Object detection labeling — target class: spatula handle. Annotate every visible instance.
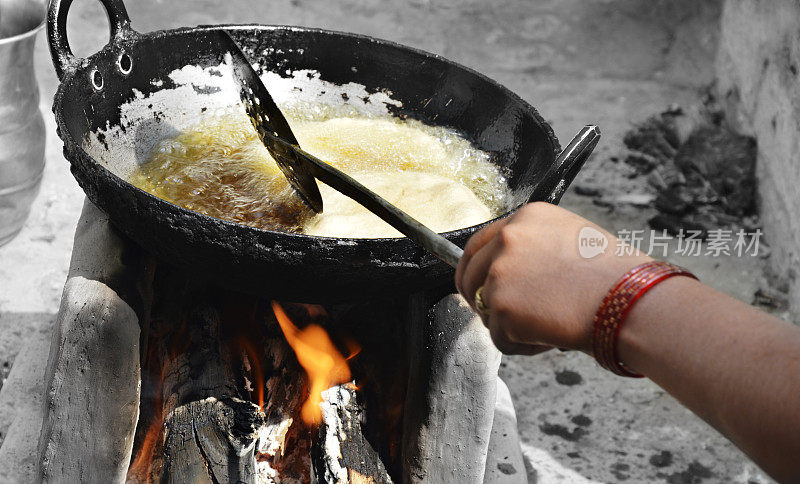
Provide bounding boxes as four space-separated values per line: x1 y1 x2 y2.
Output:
263 124 599 270
286 142 465 268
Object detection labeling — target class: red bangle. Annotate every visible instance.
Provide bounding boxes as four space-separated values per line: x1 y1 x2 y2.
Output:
592 261 697 377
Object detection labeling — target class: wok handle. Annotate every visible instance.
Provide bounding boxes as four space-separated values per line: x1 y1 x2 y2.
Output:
48 0 133 80
541 125 601 204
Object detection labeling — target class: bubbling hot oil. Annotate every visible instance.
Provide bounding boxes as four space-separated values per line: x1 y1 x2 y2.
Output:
129 106 511 237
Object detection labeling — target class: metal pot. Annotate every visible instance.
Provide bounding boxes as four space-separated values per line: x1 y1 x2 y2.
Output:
0 0 46 246
47 0 592 302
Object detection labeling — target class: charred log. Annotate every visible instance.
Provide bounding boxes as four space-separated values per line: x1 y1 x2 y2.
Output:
315 300 408 480
255 311 313 482
128 280 264 483
159 397 262 483
312 384 393 484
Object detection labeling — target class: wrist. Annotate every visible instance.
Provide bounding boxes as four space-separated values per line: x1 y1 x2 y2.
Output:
616 275 701 375
575 253 652 354
590 261 698 377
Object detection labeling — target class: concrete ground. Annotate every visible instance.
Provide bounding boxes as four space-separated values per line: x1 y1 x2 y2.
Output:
0 0 779 482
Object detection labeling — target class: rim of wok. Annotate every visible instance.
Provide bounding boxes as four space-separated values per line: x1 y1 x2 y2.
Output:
53 23 561 259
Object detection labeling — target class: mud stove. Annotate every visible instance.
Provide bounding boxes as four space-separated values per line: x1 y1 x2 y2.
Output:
36 202 526 483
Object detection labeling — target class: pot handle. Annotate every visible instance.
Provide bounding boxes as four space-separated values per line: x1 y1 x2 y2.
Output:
540 125 600 204
47 0 133 80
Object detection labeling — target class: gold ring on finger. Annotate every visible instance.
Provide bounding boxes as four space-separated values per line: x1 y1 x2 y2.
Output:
474 285 490 316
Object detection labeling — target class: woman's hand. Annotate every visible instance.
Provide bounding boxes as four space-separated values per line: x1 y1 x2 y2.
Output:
456 203 800 482
455 202 651 354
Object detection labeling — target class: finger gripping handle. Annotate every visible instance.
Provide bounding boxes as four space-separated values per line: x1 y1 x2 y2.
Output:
47 0 132 80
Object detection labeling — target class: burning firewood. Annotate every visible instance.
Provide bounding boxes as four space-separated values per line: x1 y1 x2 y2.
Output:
313 384 392 483
129 297 264 483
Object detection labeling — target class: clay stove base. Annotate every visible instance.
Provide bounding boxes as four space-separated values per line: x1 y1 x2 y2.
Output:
0 200 526 483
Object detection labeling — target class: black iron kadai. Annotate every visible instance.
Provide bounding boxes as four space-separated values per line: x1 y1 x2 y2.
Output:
47 0 598 302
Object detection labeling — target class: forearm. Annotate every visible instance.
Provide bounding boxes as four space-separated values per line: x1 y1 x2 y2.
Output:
617 277 800 482
455 203 800 479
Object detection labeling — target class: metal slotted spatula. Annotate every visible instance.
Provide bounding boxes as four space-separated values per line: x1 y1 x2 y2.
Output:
223 32 323 212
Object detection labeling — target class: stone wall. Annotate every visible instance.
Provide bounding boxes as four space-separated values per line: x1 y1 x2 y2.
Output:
716 0 800 318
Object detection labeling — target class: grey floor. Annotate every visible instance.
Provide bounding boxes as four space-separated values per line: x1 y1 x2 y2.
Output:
0 0 778 482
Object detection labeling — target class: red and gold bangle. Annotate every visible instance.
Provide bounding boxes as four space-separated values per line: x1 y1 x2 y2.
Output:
592 261 697 377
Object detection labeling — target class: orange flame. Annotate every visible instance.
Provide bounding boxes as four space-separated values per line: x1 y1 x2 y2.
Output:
271 301 355 425
128 412 162 480
128 345 166 481
237 338 265 409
